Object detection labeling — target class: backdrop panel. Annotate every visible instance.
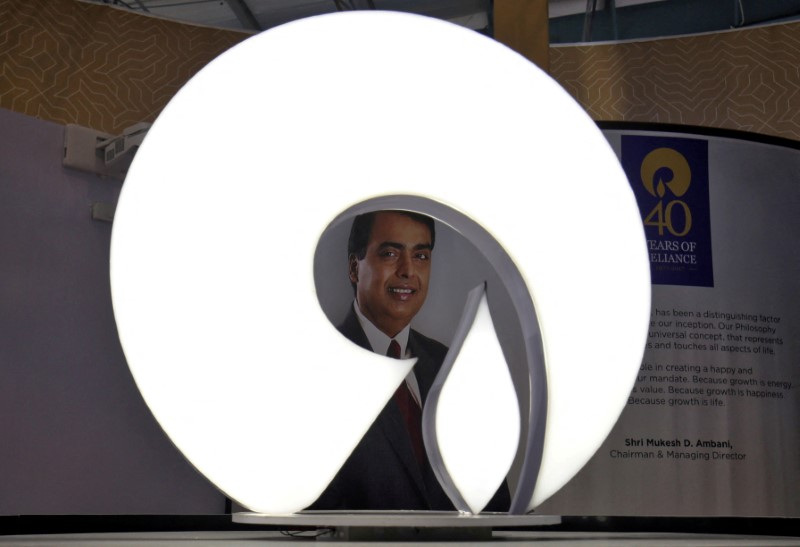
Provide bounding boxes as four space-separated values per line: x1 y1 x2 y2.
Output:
537 127 800 517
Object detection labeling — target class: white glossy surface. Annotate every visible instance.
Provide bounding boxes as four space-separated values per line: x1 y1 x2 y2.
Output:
111 11 650 514
435 295 520 514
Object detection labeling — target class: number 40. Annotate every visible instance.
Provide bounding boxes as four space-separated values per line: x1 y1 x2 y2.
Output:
643 200 692 236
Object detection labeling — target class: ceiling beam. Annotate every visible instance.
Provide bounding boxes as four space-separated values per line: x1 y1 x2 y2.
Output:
226 0 262 31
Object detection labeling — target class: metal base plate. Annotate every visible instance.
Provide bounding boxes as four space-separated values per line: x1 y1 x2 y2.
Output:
233 512 561 541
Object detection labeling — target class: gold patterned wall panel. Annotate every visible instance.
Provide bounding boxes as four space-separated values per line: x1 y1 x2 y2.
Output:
2 0 799 141
1 0 248 134
550 23 800 142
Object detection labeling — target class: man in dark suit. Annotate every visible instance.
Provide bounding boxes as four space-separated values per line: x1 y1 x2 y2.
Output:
310 210 509 511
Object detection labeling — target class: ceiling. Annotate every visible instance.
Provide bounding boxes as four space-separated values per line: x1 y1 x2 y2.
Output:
86 0 665 34
85 0 800 42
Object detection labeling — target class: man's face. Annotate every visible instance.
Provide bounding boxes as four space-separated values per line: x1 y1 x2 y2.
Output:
350 212 433 338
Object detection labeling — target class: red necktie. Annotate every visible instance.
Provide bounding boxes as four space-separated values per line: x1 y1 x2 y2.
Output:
387 340 426 467
387 339 402 359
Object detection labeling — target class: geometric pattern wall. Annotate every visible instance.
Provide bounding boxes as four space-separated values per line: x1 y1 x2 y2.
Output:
550 21 800 142
0 0 247 135
2 0 799 142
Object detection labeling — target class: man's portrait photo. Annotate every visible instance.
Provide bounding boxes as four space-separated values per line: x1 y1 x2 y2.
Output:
311 209 513 511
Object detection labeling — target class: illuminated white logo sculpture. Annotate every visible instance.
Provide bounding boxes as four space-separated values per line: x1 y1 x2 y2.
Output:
110 12 650 515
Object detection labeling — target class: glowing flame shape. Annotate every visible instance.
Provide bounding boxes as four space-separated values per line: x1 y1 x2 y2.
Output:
424 285 521 514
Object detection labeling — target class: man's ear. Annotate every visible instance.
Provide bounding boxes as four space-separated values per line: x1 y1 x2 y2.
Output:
348 254 359 284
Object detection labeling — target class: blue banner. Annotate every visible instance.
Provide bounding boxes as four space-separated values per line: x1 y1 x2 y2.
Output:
622 136 713 287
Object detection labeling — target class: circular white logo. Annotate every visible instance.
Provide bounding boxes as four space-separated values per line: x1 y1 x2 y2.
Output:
111 12 650 515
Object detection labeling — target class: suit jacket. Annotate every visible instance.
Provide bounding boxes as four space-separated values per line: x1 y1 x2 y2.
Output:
309 309 510 512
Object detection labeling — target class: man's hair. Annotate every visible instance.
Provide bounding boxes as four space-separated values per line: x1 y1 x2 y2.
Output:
347 211 436 261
